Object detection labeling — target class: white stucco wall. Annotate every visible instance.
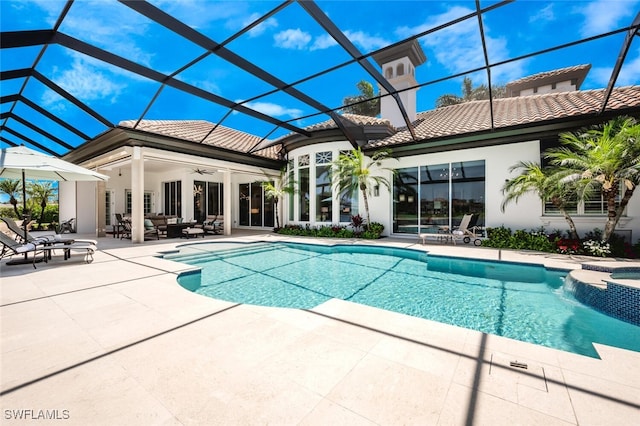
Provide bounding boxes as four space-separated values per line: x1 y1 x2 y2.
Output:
58 181 77 227
287 140 543 237
73 181 97 234
79 140 640 243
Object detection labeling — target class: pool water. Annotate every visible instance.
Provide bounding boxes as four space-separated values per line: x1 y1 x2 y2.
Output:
171 242 640 358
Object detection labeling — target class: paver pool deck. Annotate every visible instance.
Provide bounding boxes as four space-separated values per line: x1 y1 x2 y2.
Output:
1 230 639 425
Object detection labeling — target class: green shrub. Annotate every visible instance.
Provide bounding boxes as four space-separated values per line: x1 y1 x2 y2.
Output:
482 226 556 253
0 207 18 219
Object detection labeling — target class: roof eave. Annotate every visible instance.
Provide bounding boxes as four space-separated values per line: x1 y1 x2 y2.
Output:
63 127 284 169
369 108 639 157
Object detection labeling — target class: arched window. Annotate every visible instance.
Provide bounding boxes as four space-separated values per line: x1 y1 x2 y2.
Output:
385 67 393 79
396 63 405 76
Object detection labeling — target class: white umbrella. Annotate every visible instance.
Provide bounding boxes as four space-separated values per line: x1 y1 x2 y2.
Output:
0 145 109 182
0 145 109 244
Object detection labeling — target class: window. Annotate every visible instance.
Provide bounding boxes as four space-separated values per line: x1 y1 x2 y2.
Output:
338 150 358 222
105 190 112 226
288 161 294 221
385 67 393 79
551 82 557 89
163 181 181 216
396 63 404 76
238 182 273 227
194 180 205 223
393 161 486 234
194 181 224 223
299 155 310 221
125 190 153 215
315 151 332 222
207 182 224 217
543 188 621 216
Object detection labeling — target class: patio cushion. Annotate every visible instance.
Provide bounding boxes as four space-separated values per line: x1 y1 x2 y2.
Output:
15 243 37 253
144 219 155 230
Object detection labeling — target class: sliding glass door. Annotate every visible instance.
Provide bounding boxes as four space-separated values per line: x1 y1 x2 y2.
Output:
393 161 485 234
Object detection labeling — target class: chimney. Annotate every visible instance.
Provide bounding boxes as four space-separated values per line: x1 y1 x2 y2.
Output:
372 39 427 128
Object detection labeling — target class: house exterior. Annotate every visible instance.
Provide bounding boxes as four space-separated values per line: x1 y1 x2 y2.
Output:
63 41 640 244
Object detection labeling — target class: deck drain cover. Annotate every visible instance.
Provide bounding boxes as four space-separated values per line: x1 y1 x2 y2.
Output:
489 354 547 393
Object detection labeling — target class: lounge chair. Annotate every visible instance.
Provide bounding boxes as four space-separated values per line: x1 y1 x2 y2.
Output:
0 217 96 247
0 232 96 268
451 214 483 246
419 226 456 245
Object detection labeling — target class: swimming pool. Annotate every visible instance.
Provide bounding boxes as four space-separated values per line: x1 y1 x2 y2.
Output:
170 242 640 358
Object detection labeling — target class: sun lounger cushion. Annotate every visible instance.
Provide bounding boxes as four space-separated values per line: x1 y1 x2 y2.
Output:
15 243 37 253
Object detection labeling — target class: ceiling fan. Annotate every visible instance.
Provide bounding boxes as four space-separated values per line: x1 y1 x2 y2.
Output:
192 168 215 175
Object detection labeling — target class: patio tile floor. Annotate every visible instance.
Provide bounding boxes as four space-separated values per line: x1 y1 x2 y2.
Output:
1 230 639 425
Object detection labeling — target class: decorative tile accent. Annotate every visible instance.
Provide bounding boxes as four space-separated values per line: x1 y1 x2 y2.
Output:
566 273 640 326
315 151 332 164
298 154 309 167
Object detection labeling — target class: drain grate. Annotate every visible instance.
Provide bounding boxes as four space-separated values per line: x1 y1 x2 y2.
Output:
489 354 548 393
510 361 528 369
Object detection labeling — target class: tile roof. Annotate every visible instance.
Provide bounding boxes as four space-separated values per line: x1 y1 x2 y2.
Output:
302 113 393 131
506 64 591 89
118 86 640 157
118 119 279 159
370 86 640 148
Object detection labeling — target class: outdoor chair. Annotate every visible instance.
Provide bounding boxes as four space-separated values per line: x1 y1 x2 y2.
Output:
418 226 456 245
0 232 96 268
201 216 223 235
58 218 75 233
143 219 160 240
0 217 96 247
119 217 132 239
451 214 483 246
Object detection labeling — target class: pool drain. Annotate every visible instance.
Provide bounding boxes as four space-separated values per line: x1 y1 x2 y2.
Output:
509 360 528 369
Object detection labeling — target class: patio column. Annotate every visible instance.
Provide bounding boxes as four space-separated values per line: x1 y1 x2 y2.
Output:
131 146 145 243
223 169 231 235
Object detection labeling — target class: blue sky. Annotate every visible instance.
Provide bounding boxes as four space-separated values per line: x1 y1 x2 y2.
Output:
1 0 639 175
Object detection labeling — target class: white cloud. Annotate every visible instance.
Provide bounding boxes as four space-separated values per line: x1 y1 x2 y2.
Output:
395 5 524 84
278 28 389 52
242 13 278 38
42 56 126 107
343 30 390 51
26 0 66 25
59 1 154 67
274 29 312 50
590 47 640 86
396 6 479 70
529 4 555 24
310 34 337 51
575 0 640 37
243 101 303 118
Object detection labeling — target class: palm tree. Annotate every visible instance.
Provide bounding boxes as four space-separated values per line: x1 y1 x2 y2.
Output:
341 80 380 117
545 116 640 242
262 167 296 229
331 147 395 226
501 161 579 240
27 181 58 225
436 76 506 108
0 178 22 217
